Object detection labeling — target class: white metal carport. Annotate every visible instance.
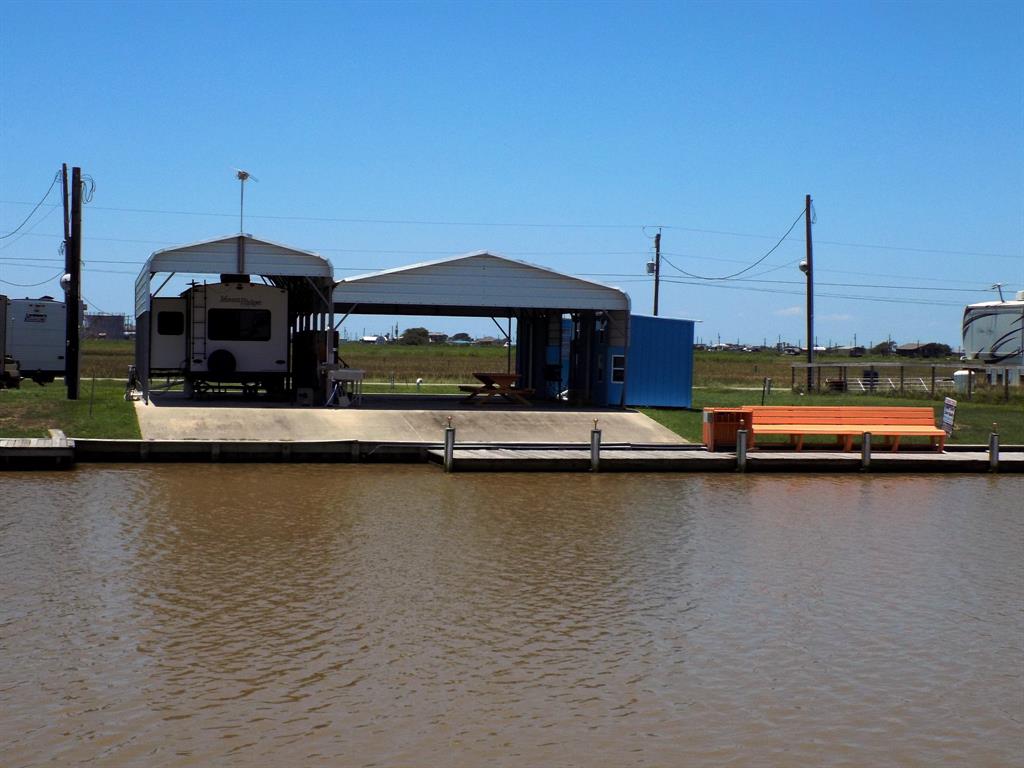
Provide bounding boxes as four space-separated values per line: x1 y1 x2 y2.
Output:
134 234 335 400
333 252 631 404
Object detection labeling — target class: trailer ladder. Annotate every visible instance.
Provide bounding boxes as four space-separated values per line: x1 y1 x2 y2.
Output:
190 283 207 364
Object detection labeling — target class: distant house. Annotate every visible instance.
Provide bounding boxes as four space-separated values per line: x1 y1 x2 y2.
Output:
836 345 866 357
896 342 951 358
428 332 449 344
84 313 126 340
361 335 387 344
474 336 500 346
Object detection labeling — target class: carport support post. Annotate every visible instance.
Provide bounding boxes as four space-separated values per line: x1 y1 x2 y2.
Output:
861 432 871 471
590 419 601 472
989 423 999 472
444 416 456 473
736 419 748 472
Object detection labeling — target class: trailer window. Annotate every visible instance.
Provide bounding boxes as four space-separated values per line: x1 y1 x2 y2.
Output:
156 311 184 336
208 309 272 341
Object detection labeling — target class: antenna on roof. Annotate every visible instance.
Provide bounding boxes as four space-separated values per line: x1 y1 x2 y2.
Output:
233 168 259 233
991 283 1005 302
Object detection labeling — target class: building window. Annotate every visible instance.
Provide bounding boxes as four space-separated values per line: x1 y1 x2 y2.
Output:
156 311 184 336
611 354 626 383
208 309 272 341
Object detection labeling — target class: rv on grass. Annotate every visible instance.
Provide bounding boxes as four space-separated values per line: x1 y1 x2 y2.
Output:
3 296 78 384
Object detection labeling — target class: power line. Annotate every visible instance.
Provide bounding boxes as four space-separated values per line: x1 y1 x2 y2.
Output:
0 270 64 287
1 198 1019 259
0 173 60 239
658 276 964 307
660 210 805 280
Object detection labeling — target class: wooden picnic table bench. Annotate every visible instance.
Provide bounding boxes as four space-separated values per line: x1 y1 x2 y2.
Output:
460 372 535 406
739 405 946 452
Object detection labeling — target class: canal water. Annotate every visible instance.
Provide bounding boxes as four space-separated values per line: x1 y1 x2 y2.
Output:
2 467 1021 766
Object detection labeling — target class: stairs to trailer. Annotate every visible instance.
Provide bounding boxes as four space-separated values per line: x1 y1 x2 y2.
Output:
189 283 207 366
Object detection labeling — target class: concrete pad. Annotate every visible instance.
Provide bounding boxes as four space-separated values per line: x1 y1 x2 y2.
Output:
134 397 687 444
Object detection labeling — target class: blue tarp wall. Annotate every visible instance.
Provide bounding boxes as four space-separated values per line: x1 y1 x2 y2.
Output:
625 314 694 408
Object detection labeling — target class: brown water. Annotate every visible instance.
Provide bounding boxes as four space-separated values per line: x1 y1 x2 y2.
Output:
1 467 1021 767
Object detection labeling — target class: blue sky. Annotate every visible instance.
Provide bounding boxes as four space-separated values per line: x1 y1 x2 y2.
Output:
1 0 1021 346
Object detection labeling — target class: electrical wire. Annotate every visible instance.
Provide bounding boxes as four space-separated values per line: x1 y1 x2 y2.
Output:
1 198 1018 259
0 204 61 251
660 210 805 280
0 270 63 287
0 172 60 239
657 276 964 307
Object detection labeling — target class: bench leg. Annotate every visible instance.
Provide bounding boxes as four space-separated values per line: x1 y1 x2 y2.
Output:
890 436 901 452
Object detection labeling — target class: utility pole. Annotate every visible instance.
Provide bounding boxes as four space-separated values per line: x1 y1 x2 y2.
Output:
65 166 82 399
653 229 662 316
801 194 814 391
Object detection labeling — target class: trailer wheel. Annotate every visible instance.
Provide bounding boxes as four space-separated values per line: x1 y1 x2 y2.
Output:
207 349 237 376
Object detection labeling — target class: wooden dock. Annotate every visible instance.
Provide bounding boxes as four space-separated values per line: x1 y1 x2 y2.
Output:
0 430 75 469
2 433 1021 473
427 445 1024 473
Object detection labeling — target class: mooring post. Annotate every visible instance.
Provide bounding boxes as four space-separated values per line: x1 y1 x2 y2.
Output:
989 422 999 473
590 418 601 472
444 416 456 473
861 432 872 471
736 419 748 472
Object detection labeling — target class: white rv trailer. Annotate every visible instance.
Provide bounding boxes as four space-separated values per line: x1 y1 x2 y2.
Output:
150 280 289 394
135 235 336 401
3 296 76 383
962 291 1024 366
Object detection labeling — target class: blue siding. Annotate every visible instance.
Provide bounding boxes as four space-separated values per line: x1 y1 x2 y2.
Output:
625 315 694 408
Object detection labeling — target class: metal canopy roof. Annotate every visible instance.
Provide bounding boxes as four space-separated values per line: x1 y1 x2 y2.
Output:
332 251 630 316
135 234 333 316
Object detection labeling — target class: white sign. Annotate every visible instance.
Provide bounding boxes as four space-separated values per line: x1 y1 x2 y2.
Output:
942 397 957 436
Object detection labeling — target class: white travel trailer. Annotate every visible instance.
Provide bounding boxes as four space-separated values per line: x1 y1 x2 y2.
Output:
135 235 336 401
150 279 290 394
962 292 1024 365
962 291 1024 387
3 296 76 383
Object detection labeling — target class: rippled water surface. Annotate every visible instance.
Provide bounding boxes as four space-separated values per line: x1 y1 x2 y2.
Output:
1 467 1021 766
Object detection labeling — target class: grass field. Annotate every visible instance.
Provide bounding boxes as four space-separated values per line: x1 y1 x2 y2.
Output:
3 340 1020 443
0 379 141 439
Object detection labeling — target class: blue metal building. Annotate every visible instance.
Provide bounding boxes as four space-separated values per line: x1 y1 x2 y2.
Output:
623 314 695 408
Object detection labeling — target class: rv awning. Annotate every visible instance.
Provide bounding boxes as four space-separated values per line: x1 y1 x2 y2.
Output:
332 251 630 317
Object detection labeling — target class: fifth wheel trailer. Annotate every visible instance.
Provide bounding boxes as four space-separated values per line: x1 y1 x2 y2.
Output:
149 280 290 395
962 293 1024 365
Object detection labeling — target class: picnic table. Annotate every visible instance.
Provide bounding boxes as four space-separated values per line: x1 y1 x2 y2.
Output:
459 372 534 406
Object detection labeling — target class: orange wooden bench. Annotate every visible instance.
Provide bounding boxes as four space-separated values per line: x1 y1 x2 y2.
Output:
742 406 946 452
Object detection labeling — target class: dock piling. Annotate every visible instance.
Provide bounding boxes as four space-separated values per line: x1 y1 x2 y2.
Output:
861 432 872 471
736 420 748 472
989 423 999 472
590 419 601 472
444 417 456 473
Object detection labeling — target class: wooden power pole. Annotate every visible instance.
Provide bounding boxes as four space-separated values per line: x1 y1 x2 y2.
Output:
65 166 82 399
803 194 814 391
653 230 662 316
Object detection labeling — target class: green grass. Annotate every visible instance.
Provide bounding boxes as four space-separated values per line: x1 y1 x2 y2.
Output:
338 342 512 383
82 338 135 378
0 378 141 438
639 387 1024 445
